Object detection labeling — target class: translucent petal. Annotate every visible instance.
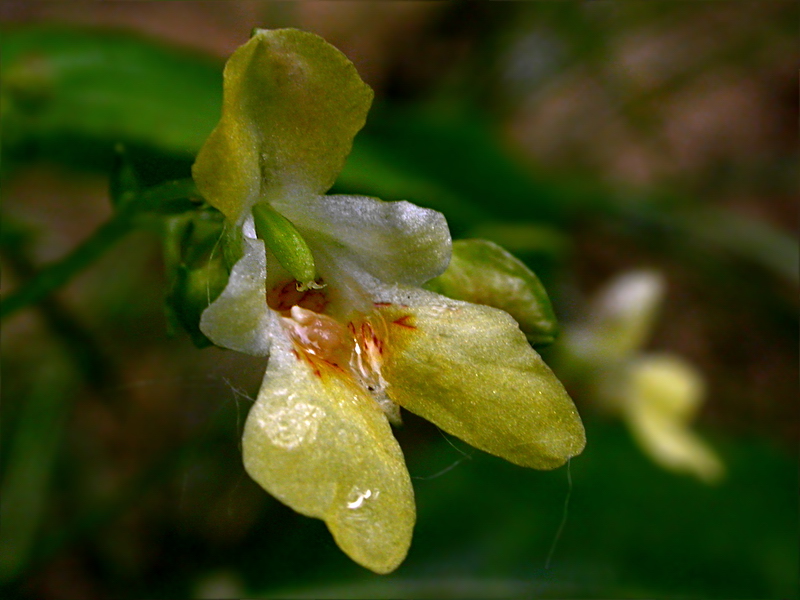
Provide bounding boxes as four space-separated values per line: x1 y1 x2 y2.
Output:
425 239 558 345
199 235 271 356
588 270 665 360
275 194 451 291
242 314 415 574
376 287 585 469
192 29 373 221
624 354 724 483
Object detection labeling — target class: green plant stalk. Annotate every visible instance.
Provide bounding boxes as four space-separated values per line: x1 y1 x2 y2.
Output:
1 178 199 320
0 227 122 391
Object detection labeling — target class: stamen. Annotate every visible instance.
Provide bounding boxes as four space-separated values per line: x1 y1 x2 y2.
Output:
273 287 401 423
296 280 327 292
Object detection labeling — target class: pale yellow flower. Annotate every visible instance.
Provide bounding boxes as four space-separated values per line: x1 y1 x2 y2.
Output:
193 28 585 573
566 270 723 484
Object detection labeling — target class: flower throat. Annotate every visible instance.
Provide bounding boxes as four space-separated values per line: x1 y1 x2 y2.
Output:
267 280 400 423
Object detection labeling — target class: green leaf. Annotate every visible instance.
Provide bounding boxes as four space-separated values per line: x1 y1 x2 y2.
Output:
1 26 223 164
108 144 142 208
425 239 559 345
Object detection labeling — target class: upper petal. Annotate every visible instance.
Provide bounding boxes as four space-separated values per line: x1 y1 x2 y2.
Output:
192 29 373 222
242 312 415 574
199 234 271 356
375 287 585 469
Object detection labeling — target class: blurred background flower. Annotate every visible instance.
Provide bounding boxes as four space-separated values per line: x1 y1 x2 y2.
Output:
1 2 797 599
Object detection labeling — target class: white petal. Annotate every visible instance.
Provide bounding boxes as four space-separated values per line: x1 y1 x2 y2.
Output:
275 194 451 289
199 236 271 356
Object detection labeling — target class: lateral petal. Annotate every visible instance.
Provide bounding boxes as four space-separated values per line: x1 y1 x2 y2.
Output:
199 235 271 356
276 194 451 291
623 354 724 483
192 29 373 222
376 287 585 469
242 314 415 574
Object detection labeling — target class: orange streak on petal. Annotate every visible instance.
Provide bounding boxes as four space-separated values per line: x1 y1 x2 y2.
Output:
392 315 416 329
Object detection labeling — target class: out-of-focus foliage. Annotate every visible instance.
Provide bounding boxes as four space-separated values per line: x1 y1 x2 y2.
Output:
1 3 797 599
1 26 221 165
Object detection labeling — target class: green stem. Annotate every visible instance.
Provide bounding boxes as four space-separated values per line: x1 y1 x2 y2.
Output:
0 223 123 391
1 178 199 320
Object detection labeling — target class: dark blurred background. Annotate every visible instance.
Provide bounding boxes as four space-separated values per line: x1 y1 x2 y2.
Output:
1 2 797 599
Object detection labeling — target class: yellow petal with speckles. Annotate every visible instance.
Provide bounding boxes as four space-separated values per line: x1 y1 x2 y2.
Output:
193 29 373 222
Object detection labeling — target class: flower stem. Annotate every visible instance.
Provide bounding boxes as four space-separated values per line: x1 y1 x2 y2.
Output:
1 178 200 320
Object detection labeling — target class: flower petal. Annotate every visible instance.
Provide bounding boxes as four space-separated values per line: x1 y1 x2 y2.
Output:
242 314 415 574
276 194 451 292
587 270 665 361
623 354 724 483
192 29 373 222
199 235 271 356
376 287 585 469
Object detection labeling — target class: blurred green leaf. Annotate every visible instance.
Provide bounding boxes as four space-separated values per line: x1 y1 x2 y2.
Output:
0 358 75 583
108 144 142 208
1 25 222 172
679 206 799 286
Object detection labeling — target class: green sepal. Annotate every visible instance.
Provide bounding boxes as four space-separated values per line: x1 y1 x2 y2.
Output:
425 239 558 345
252 202 318 289
220 221 245 273
163 210 228 347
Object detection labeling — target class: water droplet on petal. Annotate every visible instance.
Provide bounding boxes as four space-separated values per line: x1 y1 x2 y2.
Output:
259 401 325 449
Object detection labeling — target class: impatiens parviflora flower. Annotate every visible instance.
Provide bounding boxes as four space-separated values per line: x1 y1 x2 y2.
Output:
563 270 724 484
192 28 585 574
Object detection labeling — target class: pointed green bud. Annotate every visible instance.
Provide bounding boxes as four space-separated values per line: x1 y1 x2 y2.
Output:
252 202 320 290
425 239 558 345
